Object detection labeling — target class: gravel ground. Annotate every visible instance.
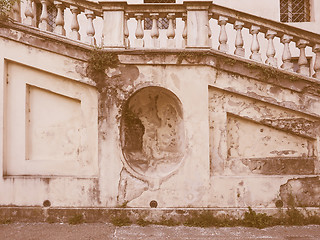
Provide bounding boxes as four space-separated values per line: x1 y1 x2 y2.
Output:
1 223 320 240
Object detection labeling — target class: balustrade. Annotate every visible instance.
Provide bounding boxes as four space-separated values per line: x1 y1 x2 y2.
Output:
70 6 80 40
297 39 310 76
234 21 244 57
250 25 262 62
8 1 320 80
134 13 144 48
12 0 21 22
85 10 96 45
281 34 293 71
265 30 277 67
23 0 34 26
38 0 49 31
150 13 160 48
218 16 228 53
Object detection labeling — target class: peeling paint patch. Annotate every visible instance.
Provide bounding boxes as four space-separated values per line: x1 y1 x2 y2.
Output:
261 118 318 139
241 157 315 175
280 177 320 207
117 169 148 204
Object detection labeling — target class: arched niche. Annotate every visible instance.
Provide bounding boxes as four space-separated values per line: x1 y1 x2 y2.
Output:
121 86 185 181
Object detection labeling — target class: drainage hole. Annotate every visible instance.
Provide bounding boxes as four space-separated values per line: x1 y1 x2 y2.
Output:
150 200 158 208
43 200 51 207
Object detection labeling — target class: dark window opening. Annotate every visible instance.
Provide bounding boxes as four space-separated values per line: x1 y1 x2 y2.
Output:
280 0 310 22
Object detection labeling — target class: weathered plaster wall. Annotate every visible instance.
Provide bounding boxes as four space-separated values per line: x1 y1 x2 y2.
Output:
0 35 100 207
1 27 320 209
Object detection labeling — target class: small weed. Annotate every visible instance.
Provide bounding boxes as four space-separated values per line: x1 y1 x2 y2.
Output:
0 219 13 224
285 208 305 225
305 213 320 225
68 214 84 225
184 212 237 228
136 217 151 226
156 217 179 226
184 212 216 227
242 207 276 228
111 214 132 227
46 216 56 224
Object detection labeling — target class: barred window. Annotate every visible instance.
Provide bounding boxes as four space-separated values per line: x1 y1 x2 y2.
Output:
143 0 176 30
144 17 174 30
36 2 57 31
280 0 310 22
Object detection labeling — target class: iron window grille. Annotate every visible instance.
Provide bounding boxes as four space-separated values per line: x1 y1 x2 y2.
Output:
280 0 310 22
144 0 176 29
36 2 58 32
144 17 176 30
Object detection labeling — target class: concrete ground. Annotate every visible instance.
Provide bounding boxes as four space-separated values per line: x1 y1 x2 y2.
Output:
1 223 320 240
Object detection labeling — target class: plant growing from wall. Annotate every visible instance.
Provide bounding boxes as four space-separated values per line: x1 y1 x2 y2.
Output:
0 0 18 21
86 47 119 91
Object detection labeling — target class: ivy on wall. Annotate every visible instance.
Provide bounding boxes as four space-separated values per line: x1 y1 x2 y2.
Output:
86 47 119 90
0 0 18 21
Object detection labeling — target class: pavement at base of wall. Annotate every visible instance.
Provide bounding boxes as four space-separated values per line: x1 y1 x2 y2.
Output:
1 223 320 240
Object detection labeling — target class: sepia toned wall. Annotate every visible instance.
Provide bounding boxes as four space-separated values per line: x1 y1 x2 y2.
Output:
1 21 320 210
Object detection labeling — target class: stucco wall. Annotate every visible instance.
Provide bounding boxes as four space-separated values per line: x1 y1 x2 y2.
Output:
1 26 320 209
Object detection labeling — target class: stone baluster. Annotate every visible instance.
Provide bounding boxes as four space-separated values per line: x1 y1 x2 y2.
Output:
39 0 49 31
218 16 228 52
297 39 310 76
182 13 187 48
313 44 320 79
12 0 21 22
265 30 277 67
234 21 245 57
135 13 144 48
167 13 176 48
24 0 34 26
249 25 262 62
150 13 159 48
70 6 80 40
54 1 65 36
281 34 293 71
85 9 96 45
208 13 212 48
124 13 130 48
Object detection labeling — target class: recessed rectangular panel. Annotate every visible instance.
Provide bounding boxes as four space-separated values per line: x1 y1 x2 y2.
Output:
4 61 98 176
227 115 310 159
26 85 81 161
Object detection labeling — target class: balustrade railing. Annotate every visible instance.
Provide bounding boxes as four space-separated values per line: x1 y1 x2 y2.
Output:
209 4 320 79
14 0 103 45
7 0 320 80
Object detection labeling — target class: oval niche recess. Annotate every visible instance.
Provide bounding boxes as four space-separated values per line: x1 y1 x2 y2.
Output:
121 86 185 181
